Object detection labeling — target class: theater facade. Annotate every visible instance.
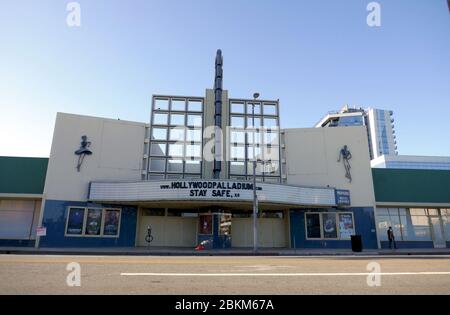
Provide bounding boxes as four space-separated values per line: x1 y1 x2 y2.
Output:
2 52 447 251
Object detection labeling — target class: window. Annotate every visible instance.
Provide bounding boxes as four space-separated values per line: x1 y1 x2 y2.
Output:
376 208 433 242
84 208 102 236
230 145 245 160
149 158 166 172
247 131 262 145
187 114 202 127
186 144 202 158
171 99 186 111
247 117 261 128
262 146 280 162
230 161 245 175
247 146 262 161
263 118 278 128
168 143 184 157
305 212 355 240
66 208 85 235
170 114 185 126
230 116 245 128
167 159 183 173
152 128 167 141
263 103 277 115
153 113 168 125
186 129 202 142
247 103 261 115
185 160 201 173
263 132 279 146
154 99 169 110
306 213 321 239
247 162 264 175
188 100 202 112
150 143 166 156
231 102 245 114
230 130 246 144
264 161 280 175
169 128 185 141
65 207 121 237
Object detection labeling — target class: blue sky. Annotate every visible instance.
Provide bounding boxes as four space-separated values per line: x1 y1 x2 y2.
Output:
0 0 449 157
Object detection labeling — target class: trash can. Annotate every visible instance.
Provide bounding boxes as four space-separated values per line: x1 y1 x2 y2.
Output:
351 235 363 252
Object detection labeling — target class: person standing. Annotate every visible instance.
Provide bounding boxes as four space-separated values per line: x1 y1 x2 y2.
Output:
387 227 397 249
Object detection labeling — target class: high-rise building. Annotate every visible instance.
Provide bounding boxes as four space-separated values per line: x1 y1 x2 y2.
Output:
315 105 398 159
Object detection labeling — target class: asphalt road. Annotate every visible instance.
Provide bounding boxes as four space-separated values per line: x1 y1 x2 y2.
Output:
0 254 450 294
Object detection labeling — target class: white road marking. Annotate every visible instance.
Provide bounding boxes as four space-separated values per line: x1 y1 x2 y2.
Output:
121 271 450 277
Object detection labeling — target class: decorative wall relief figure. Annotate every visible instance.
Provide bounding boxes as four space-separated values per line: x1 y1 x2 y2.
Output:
338 145 352 183
74 135 92 172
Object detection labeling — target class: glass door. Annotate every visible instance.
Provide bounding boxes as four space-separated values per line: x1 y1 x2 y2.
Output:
430 216 446 248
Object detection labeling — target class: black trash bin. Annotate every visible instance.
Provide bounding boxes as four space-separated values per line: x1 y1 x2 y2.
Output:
351 235 363 252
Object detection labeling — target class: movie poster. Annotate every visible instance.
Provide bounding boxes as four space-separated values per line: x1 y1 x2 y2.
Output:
103 209 121 236
199 215 212 235
322 213 338 239
339 213 355 240
85 209 102 236
66 208 85 235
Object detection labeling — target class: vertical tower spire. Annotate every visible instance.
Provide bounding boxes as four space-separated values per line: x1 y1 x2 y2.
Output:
213 50 223 179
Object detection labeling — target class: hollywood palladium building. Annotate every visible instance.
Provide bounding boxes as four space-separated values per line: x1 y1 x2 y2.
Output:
1 51 450 250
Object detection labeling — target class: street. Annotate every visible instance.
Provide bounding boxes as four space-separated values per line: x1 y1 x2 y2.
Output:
0 254 450 294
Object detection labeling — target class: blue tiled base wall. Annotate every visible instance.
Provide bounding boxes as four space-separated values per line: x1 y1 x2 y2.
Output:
0 239 36 247
380 241 434 249
39 200 137 248
290 207 378 250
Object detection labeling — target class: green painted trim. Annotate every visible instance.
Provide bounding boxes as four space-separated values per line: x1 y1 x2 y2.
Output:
0 157 48 194
372 168 450 204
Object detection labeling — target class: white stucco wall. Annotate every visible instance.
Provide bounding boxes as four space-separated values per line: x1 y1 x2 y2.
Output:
283 126 376 208
43 113 147 201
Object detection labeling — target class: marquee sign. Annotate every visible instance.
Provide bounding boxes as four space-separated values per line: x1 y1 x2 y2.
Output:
88 180 341 207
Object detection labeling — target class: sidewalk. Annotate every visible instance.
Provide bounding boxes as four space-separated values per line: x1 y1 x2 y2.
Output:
1 246 450 256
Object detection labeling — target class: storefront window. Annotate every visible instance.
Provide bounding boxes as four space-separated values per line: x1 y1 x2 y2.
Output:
306 212 355 240
103 209 121 236
322 213 338 239
306 213 321 239
84 208 102 236
66 208 85 235
199 215 213 235
66 208 121 237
